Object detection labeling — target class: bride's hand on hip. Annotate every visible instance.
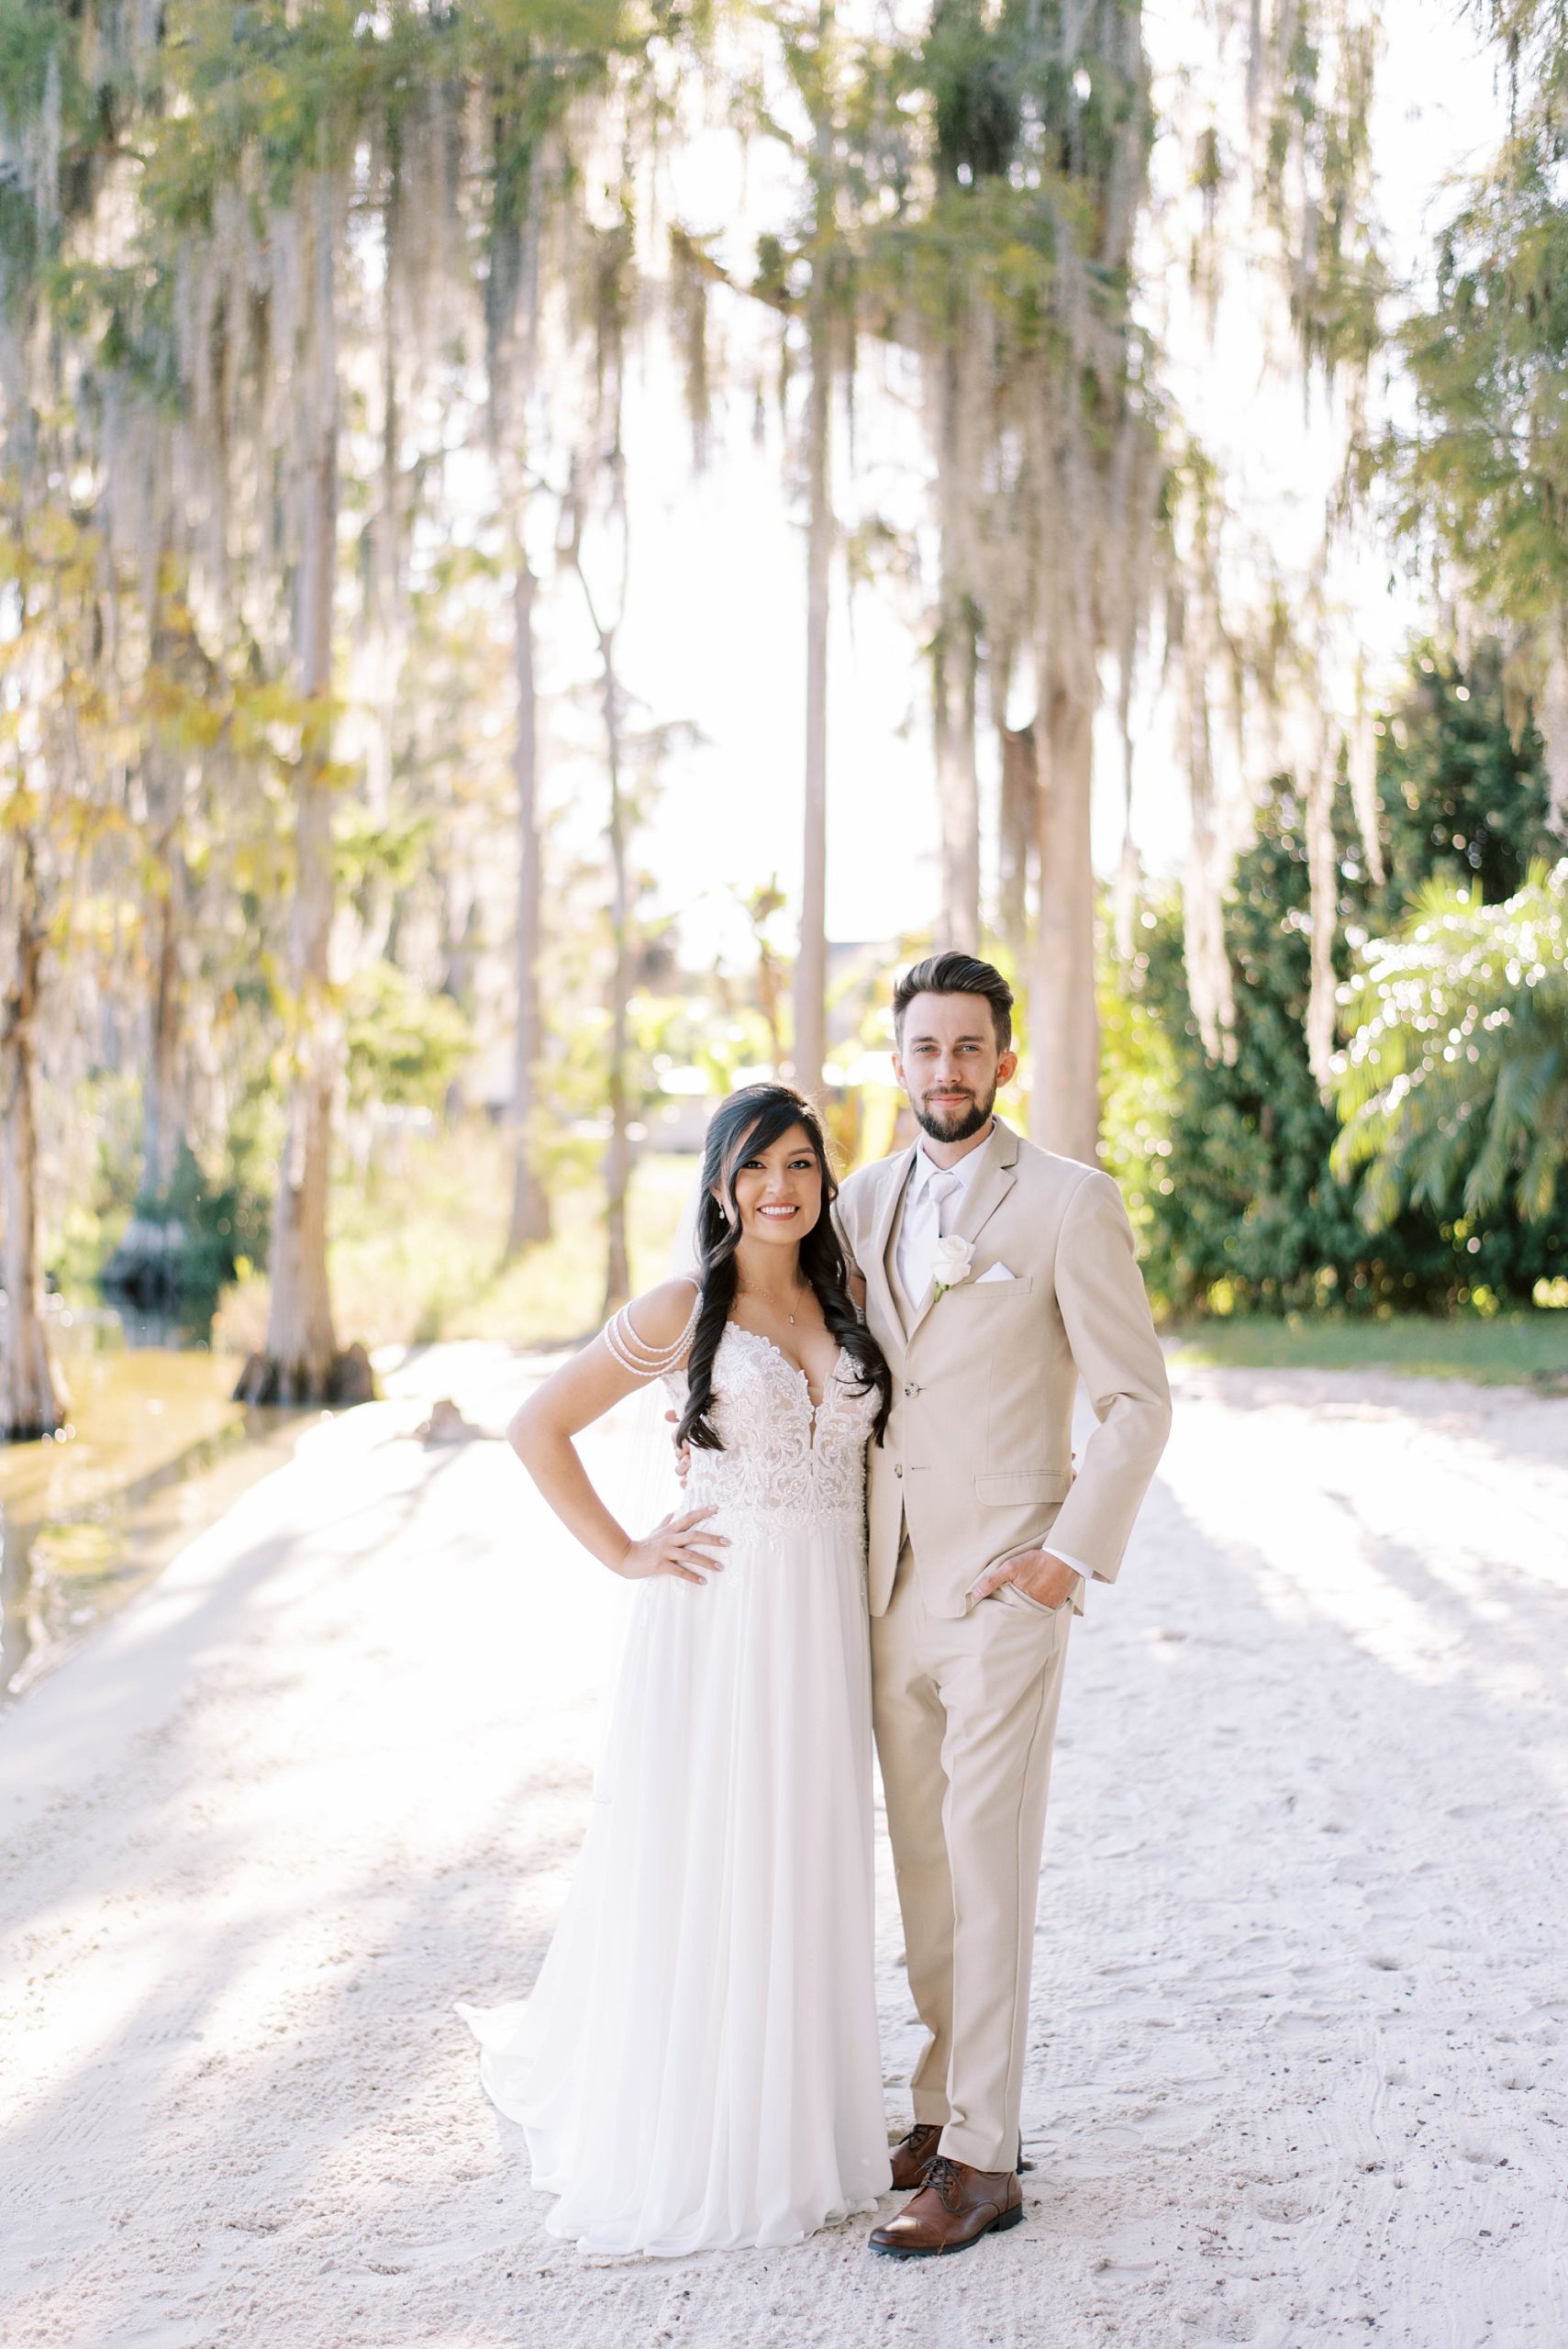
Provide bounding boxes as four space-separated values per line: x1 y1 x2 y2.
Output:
620 1508 728 1586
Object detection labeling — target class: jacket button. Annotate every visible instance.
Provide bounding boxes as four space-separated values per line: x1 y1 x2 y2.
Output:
904 1382 918 1397
894 1464 903 1478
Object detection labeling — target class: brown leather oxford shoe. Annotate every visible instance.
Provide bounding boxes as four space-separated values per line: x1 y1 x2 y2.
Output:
888 2121 943 2192
887 2125 1032 2192
868 2155 1024 2257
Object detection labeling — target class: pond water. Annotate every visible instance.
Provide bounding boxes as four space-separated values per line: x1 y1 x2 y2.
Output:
0 1312 313 1707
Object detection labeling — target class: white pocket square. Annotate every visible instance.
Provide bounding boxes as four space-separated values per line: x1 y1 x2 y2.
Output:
975 1262 1017 1284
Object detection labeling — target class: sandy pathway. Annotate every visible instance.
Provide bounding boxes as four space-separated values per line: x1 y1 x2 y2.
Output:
3 1352 1566 2349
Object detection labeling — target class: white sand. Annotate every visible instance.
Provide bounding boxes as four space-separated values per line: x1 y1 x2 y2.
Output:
3 1349 1566 2349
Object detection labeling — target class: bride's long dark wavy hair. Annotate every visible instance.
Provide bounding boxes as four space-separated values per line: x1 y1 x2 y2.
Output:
675 1083 891 1453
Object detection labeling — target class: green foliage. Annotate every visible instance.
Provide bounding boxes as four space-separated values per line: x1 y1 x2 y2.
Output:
88 1142 273 1326
1097 918 1179 1256
1333 862 1568 1227
1387 0 1568 607
1376 647 1554 903
148 0 624 231
865 0 1150 352
1107 641 1568 1316
1106 824 1399 1318
317 1126 692 1352
343 962 474 1113
1261 4 1383 375
145 1145 272 1308
1396 140 1568 628
926 0 1021 186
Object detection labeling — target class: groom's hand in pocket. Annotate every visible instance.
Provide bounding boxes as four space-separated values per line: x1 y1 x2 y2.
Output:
966 1546 1081 1611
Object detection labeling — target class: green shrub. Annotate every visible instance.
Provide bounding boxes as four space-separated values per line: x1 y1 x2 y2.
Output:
1104 641 1568 1316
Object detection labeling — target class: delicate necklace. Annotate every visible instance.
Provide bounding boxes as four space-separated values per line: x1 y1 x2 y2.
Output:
739 1277 809 1328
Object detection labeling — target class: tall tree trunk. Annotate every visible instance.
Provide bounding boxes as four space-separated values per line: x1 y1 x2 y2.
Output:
1346 661 1386 890
139 857 184 1200
239 171 347 1405
506 556 551 1253
998 719 1035 974
794 61 833 1102
1175 563 1238 1062
139 607 186 1205
1111 596 1142 970
935 600 981 952
1538 622 1568 841
573 508 634 1316
1 834 67 1442
259 767 340 1398
934 328 980 954
1029 678 1099 1164
597 611 632 1317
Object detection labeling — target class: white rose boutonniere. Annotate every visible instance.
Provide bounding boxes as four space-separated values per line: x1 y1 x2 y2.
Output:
932 1234 975 1299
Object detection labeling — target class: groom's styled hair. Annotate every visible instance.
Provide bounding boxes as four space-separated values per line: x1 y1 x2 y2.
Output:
893 951 1014 1051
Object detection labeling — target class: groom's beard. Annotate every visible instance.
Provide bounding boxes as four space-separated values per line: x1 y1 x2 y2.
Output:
912 1080 997 1145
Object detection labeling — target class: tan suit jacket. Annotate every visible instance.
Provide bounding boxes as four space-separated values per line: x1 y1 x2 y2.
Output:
835 1119 1172 1619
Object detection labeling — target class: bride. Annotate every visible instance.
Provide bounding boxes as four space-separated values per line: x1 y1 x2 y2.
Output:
457 1082 895 2255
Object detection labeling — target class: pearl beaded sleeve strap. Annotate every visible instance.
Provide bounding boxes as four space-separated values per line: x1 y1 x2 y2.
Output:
602 1281 701 1379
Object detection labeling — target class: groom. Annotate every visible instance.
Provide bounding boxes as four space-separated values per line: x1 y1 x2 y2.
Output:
834 951 1171 2259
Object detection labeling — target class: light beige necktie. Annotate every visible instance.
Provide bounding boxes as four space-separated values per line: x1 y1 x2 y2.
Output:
929 1171 962 1237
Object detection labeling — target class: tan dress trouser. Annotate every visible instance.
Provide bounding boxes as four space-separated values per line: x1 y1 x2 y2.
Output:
872 1542 1072 2172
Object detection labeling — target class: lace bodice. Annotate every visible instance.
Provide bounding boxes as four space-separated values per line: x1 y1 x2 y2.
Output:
662 1324 877 1522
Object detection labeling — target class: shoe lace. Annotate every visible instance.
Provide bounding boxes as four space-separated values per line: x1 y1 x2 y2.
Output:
923 2155 962 2203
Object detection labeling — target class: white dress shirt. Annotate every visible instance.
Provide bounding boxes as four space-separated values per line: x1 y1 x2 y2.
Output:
895 1131 990 1305
895 1130 1092 1608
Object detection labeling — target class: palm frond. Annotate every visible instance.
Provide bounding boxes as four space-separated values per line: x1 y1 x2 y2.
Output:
1332 858 1568 1228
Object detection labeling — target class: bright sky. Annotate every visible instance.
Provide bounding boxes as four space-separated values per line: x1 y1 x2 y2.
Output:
538 0 1508 974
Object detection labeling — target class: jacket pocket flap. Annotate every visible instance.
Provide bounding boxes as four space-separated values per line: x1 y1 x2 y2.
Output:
973 1470 1072 1505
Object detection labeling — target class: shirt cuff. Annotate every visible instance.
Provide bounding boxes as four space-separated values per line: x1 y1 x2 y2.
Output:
995 1542 1092 1615
1042 1546 1091 1613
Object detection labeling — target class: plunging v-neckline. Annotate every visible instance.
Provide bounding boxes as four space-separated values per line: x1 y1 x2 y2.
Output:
723 1321 847 1416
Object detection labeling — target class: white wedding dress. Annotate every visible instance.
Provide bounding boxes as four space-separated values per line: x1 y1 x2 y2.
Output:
457 1323 891 2255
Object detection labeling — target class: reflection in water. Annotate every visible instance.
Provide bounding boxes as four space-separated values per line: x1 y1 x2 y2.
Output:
0 1313 310 1705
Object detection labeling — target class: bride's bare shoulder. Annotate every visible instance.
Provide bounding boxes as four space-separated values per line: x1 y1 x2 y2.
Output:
612 1276 701 1351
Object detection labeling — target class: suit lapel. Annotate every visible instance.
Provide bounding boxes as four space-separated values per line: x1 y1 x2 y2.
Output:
865 1148 915 1354
884 1174 921 1340
953 1117 1020 1250
904 1119 1020 1344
